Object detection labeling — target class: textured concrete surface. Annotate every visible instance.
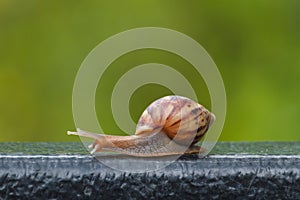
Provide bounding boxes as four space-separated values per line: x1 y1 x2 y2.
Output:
0 142 299 199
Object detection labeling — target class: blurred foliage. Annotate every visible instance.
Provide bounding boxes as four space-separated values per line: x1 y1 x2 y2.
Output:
0 0 299 141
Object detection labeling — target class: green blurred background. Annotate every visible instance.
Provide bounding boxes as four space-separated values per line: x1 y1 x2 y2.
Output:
0 0 299 142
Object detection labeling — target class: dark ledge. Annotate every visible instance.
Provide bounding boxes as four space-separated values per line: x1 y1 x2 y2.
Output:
0 142 299 199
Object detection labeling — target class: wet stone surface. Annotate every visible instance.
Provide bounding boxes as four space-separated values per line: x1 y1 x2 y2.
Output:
0 142 299 199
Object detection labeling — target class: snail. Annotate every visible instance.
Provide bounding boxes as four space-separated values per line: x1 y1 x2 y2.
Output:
67 95 215 157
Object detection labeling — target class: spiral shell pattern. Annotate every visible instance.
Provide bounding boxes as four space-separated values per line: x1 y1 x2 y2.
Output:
135 96 215 146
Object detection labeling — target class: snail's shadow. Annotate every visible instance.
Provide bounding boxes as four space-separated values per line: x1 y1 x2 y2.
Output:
93 152 204 161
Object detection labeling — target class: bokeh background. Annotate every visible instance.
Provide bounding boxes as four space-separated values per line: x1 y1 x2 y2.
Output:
0 1 299 142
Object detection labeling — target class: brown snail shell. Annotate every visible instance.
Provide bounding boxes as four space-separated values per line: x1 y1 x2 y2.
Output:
68 95 215 157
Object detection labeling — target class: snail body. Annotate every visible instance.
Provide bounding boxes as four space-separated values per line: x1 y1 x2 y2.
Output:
68 95 215 157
